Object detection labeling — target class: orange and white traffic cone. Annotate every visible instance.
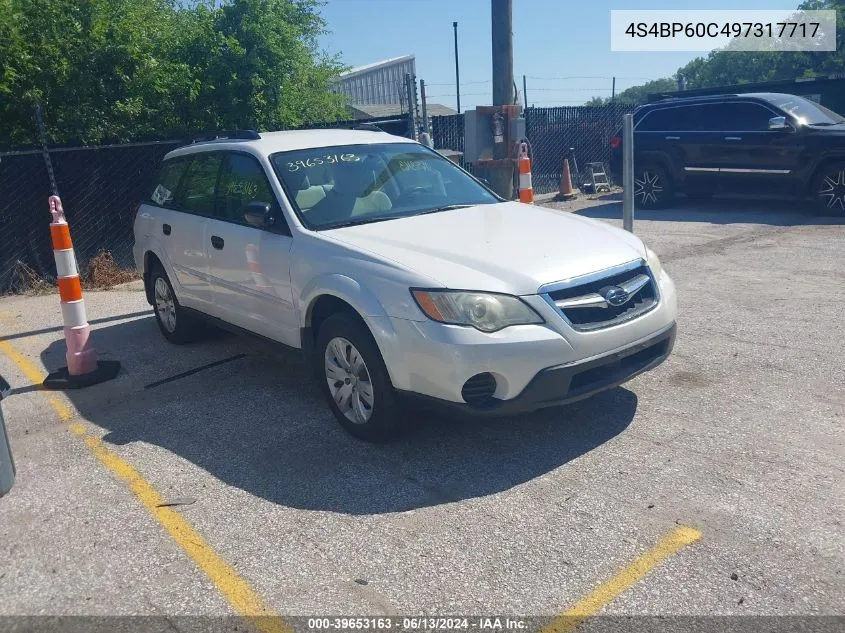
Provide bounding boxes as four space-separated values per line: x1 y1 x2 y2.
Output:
518 142 534 204
43 195 120 390
555 158 578 201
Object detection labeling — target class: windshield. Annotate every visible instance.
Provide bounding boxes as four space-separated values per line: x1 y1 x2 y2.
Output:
270 143 498 230
762 94 845 126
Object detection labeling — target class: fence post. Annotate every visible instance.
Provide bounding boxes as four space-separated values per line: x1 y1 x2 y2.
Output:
404 73 416 139
622 113 634 233
420 79 429 135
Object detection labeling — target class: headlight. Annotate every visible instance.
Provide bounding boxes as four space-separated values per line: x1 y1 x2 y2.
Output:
411 289 543 332
646 247 663 278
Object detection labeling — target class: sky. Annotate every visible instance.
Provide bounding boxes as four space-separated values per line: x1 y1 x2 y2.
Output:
318 0 802 110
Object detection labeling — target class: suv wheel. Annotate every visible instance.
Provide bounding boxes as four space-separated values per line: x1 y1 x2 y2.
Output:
812 162 845 216
316 313 399 442
633 165 673 209
150 266 202 344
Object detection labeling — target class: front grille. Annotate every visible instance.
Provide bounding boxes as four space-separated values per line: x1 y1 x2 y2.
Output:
461 373 497 408
546 264 658 331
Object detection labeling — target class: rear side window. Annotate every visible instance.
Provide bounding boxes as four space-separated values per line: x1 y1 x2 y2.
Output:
174 153 224 216
149 158 189 208
637 107 695 132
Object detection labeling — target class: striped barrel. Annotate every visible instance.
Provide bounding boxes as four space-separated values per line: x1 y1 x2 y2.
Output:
518 142 534 204
49 195 98 376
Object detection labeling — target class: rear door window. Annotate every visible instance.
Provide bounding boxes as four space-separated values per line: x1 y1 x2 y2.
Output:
637 107 697 132
174 153 224 216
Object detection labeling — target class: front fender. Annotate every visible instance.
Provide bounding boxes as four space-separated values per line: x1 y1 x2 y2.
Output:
299 274 408 388
299 273 393 328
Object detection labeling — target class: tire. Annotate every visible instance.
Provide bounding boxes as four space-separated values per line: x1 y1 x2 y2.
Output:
633 164 673 209
149 265 203 344
811 162 845 217
315 313 399 442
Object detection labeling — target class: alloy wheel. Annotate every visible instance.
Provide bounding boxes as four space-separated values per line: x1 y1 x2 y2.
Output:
324 337 375 425
154 277 177 333
633 170 663 206
819 169 845 211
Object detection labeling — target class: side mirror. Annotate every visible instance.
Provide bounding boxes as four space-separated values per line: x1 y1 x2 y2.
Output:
769 116 790 131
243 201 275 228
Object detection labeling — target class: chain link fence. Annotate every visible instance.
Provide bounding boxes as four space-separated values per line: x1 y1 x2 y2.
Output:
431 103 635 194
0 114 413 294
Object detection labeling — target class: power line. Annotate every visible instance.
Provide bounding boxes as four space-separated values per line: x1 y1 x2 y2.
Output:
526 75 654 81
424 80 491 86
528 87 615 92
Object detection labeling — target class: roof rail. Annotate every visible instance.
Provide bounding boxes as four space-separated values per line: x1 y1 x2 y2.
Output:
353 123 385 132
191 130 261 144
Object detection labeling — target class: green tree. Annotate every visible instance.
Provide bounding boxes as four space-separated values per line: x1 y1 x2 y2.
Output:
0 0 347 148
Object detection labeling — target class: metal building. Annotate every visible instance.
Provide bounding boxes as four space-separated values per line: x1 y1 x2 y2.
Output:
331 55 416 106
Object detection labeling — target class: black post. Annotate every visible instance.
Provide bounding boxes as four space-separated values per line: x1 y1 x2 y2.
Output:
453 21 461 114
404 73 416 139
34 103 59 197
522 74 528 110
612 76 616 102
420 79 429 134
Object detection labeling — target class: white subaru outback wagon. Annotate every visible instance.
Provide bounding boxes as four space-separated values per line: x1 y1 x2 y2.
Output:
133 128 677 441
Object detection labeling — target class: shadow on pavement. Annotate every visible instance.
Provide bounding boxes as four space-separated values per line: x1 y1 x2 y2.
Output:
573 195 845 226
41 316 638 515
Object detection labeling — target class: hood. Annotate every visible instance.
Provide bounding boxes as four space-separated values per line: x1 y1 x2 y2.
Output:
324 201 646 295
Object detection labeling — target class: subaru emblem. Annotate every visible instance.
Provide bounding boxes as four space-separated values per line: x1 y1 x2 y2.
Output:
603 286 630 307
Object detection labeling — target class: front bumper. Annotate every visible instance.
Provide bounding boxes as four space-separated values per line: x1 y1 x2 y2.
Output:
397 322 676 417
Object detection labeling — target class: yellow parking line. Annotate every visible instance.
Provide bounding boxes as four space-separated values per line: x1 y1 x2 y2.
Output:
542 525 702 633
0 337 289 633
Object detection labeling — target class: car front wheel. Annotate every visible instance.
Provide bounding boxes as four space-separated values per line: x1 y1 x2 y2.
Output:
633 165 673 209
812 162 845 216
316 313 400 442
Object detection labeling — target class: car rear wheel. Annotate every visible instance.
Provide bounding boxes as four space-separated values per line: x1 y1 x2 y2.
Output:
150 266 203 344
812 162 845 216
316 313 400 442
633 165 673 209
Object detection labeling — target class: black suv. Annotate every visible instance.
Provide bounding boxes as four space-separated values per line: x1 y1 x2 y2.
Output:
610 92 845 215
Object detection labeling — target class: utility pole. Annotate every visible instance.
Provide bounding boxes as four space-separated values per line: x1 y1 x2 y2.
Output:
453 22 461 114
491 0 514 199
611 76 616 102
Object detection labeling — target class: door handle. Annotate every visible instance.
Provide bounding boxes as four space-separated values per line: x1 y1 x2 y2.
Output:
210 235 224 250
725 136 742 141
162 223 171 236
665 136 680 140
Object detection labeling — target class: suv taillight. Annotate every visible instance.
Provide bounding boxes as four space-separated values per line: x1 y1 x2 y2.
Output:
610 136 622 149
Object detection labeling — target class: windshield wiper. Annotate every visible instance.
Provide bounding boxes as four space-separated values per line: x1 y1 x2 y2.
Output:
320 216 396 230
417 203 473 215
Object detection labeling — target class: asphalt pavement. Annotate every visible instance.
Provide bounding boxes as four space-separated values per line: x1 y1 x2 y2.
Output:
0 196 842 628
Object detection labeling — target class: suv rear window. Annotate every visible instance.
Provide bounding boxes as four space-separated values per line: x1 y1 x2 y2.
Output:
637 107 693 132
149 157 189 207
